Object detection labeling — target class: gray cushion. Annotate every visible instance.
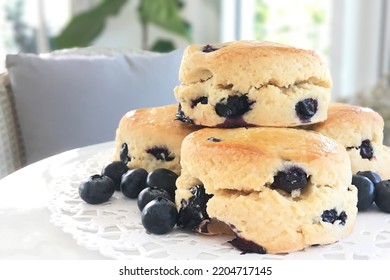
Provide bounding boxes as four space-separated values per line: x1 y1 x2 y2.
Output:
6 49 182 164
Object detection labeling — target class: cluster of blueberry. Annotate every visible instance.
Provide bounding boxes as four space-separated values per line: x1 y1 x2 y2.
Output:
352 171 390 213
78 162 180 234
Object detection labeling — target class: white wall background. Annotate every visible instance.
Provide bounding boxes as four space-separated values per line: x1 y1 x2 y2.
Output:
329 0 387 100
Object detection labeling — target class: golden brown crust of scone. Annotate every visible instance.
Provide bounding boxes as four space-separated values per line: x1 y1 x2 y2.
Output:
179 40 332 91
118 105 194 134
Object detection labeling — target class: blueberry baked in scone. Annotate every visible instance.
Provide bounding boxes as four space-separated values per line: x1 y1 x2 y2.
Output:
174 40 332 128
176 127 357 254
311 103 390 179
113 104 199 174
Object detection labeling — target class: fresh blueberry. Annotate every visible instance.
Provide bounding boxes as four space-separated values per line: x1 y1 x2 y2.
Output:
374 180 390 213
321 209 347 225
141 197 178 234
191 96 208 108
202 44 221 53
78 174 115 204
146 168 178 199
176 103 193 124
177 184 213 230
120 168 148 199
338 211 348 226
229 237 267 254
271 166 309 193
120 143 131 164
101 161 129 191
360 140 374 160
215 95 254 118
356 170 381 185
207 137 221 142
295 98 318 122
146 146 174 161
352 174 375 211
321 209 338 224
137 186 172 211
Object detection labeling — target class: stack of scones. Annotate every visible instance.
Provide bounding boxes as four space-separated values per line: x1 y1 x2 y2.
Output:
114 40 390 254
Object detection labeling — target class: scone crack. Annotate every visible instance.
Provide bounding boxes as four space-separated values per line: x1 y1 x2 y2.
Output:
321 184 334 189
199 75 213 83
215 189 261 198
252 77 327 91
217 83 234 90
182 76 327 91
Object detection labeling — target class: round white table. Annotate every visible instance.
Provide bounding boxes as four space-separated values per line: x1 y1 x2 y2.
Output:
0 142 113 259
1 141 390 260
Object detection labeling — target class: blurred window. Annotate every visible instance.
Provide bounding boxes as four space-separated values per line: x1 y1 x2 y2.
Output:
0 0 100 71
222 0 390 99
1 0 389 99
222 0 331 62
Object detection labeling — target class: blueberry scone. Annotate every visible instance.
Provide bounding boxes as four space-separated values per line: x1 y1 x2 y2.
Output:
176 127 357 254
312 103 390 179
114 104 198 174
174 40 332 128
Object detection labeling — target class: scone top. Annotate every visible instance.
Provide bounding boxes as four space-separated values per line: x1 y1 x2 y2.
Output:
179 127 351 193
118 104 196 137
179 40 332 91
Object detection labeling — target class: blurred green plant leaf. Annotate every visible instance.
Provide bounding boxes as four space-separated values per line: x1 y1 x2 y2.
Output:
138 0 191 40
150 39 175 52
51 0 128 49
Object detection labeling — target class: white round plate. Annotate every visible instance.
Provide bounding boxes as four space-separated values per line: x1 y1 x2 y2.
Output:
46 142 390 260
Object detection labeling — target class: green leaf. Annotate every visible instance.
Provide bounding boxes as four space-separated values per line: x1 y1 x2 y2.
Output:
51 0 128 49
138 0 191 40
149 39 176 52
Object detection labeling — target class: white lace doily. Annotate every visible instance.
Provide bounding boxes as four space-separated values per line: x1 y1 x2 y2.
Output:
47 143 390 260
